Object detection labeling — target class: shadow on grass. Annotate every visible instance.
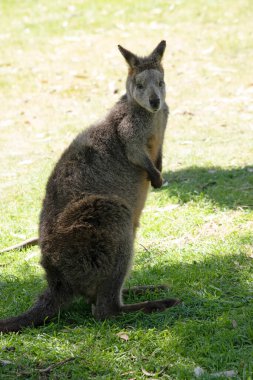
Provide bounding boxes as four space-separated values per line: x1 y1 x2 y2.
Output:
161 166 253 209
131 251 252 324
1 248 252 378
1 167 252 377
1 249 252 330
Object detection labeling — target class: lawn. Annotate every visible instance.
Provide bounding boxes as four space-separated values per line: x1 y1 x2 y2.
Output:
0 0 253 379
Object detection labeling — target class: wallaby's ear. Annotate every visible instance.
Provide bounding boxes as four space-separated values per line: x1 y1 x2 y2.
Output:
118 45 139 68
150 40 166 62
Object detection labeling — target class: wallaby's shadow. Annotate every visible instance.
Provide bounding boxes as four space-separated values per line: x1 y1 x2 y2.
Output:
160 166 253 210
2 252 252 378
0 246 252 340
56 248 252 331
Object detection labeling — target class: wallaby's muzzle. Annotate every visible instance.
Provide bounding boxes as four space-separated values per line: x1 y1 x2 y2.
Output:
149 96 160 111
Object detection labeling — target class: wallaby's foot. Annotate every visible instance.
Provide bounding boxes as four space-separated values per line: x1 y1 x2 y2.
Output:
123 285 169 297
92 298 180 320
151 174 163 189
121 298 180 314
92 303 121 320
142 298 180 313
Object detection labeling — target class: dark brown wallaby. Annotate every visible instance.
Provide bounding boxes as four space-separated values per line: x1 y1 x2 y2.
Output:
0 41 180 333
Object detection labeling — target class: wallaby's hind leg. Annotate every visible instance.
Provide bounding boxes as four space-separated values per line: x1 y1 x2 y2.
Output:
92 279 122 320
120 298 180 314
93 251 180 320
122 285 169 297
92 239 133 320
94 281 180 319
121 286 180 314
92 237 180 320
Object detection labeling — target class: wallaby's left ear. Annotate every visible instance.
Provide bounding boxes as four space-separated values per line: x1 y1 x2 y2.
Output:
150 40 166 62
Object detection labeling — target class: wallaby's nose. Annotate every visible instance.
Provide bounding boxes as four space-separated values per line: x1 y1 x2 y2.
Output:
149 97 160 110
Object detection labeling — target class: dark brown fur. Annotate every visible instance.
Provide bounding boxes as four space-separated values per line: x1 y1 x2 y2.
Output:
0 41 179 333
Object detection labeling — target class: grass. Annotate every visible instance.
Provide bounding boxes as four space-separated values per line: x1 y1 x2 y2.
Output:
0 0 253 379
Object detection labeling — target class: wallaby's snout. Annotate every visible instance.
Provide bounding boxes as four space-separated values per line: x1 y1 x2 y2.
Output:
149 95 160 111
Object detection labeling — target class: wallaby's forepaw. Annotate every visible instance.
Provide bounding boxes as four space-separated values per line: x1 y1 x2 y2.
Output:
151 175 163 189
142 298 180 313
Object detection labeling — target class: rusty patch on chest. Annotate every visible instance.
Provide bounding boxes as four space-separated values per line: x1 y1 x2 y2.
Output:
147 135 160 162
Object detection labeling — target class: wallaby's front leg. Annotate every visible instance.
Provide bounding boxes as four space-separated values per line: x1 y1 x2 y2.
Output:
155 147 163 172
143 154 163 188
126 144 163 188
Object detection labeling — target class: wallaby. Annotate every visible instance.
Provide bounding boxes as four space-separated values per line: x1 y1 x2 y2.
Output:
0 41 180 333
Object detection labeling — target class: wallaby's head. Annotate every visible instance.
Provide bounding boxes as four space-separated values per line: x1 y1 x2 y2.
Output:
118 41 166 113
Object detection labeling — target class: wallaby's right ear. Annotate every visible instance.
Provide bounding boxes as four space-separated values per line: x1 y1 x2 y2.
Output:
118 45 139 69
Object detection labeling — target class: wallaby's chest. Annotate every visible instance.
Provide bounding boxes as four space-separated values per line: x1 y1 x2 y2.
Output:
147 134 161 162
145 111 166 162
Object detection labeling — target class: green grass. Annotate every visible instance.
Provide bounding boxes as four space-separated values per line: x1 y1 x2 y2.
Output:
0 0 253 379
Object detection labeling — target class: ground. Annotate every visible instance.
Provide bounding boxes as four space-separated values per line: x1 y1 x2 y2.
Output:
0 1 253 379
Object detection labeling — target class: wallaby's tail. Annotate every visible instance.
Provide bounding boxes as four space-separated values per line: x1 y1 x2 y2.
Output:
0 288 65 333
0 237 39 254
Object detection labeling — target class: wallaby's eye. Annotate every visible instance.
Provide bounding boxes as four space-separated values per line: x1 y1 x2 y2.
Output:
136 83 144 90
159 81 164 87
